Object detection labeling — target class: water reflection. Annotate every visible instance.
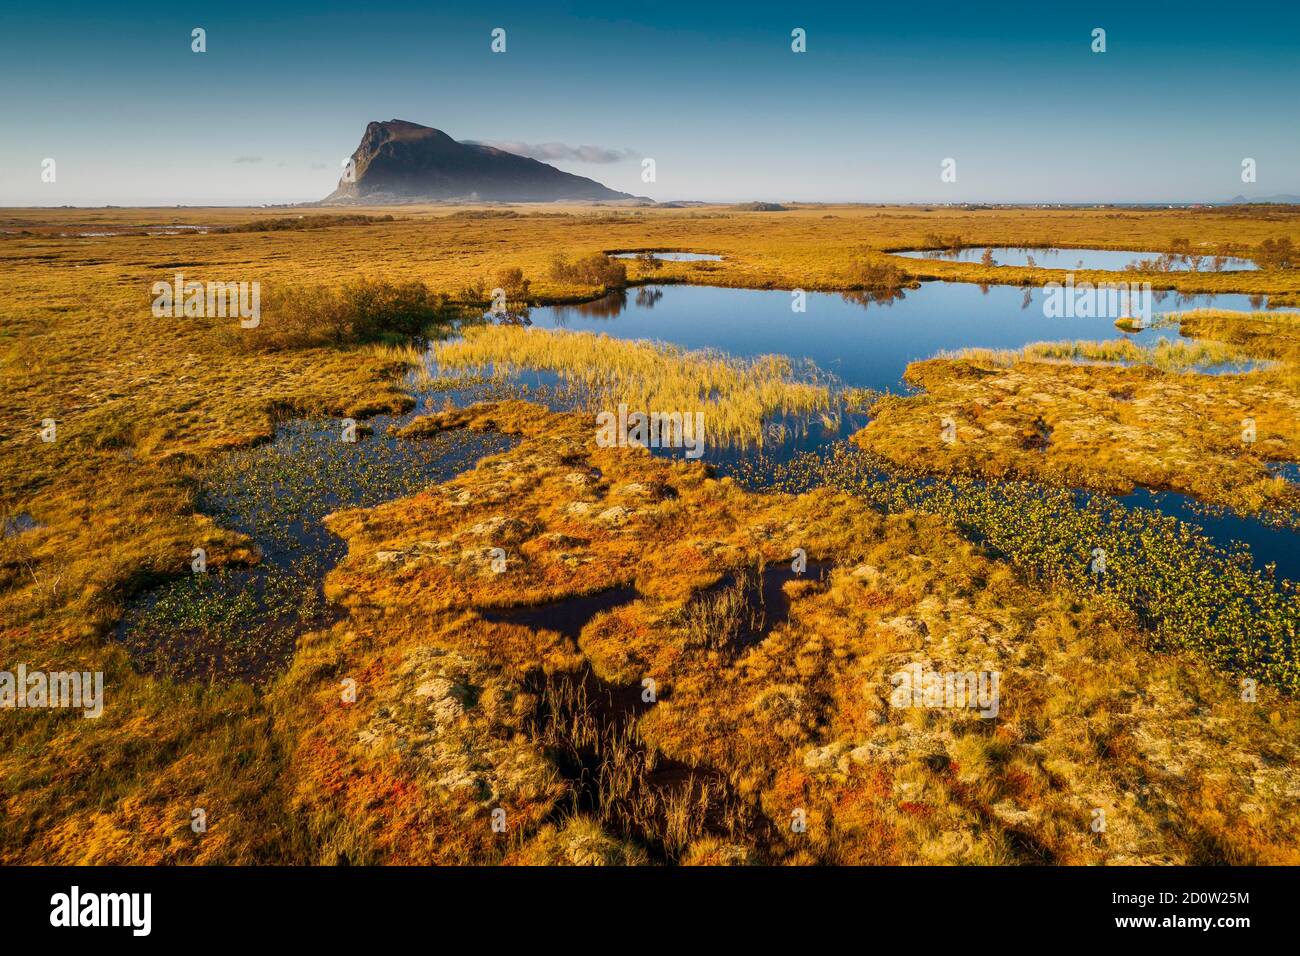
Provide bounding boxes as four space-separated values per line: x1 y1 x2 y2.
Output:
548 289 627 325
839 287 909 308
450 279 1297 581
609 250 723 261
515 282 1284 393
896 246 1259 272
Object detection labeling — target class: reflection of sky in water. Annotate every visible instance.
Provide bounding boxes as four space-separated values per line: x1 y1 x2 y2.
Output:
453 282 1298 581
896 246 1258 271
608 251 722 261
2 513 40 538
1119 487 1298 582
526 282 1280 393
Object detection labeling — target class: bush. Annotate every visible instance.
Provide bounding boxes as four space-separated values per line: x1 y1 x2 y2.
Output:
847 259 907 291
234 279 453 351
492 267 531 302
923 232 964 252
1256 237 1296 270
212 214 394 234
549 252 628 288
457 278 487 304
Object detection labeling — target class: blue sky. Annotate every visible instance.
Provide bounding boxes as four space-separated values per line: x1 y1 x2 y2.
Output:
2 0 1297 205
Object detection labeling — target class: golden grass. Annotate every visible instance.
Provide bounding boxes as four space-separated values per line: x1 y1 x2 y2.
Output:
858 302 1300 515
857 354 1300 513
1167 308 1300 365
942 337 1247 373
278 400 1300 864
432 325 830 447
2 203 1298 863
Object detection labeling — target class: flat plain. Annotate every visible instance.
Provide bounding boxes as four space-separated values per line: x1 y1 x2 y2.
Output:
2 203 1298 863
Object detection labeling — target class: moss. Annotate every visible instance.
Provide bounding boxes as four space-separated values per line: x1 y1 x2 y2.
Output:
273 402 1300 864
3 203 1299 864
855 353 1300 515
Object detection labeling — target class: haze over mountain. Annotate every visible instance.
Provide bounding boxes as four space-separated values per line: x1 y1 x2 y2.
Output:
1226 194 1300 205
324 120 636 203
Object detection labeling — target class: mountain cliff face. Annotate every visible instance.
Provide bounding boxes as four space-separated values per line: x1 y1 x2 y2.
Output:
323 119 633 203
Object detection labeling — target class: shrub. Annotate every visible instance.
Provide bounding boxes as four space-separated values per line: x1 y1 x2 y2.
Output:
458 278 487 303
212 214 394 233
923 232 964 252
548 252 628 288
1256 237 1296 270
492 267 531 302
234 279 453 351
847 258 907 291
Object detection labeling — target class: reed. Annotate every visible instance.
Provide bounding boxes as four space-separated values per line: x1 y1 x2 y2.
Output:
942 337 1248 372
6 202 1300 865
1168 308 1300 364
433 325 831 447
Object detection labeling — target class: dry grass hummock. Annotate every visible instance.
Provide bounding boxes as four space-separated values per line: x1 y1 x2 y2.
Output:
856 350 1300 515
942 337 1250 374
276 400 1300 864
858 306 1300 516
432 325 832 448
1168 309 1300 365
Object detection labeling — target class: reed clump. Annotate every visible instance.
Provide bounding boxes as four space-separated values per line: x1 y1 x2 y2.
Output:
433 325 831 447
943 337 1247 373
1168 309 1300 365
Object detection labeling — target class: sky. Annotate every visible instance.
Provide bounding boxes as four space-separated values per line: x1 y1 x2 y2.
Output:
1 0 1298 205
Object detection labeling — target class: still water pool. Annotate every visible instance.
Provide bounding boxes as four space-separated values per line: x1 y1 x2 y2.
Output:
527 281 1276 392
609 251 723 261
894 246 1258 271
485 281 1297 579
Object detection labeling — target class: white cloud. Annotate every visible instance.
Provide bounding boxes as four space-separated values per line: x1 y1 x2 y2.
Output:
468 141 637 164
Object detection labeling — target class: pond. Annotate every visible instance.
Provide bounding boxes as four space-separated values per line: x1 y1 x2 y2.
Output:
116 408 515 683
2 513 40 538
121 279 1296 684
471 280 1297 581
894 246 1258 272
1120 486 1297 580
609 251 723 261
529 281 1278 393
1271 462 1300 483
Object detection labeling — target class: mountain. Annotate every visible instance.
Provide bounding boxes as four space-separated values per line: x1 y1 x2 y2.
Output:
323 119 634 203
1226 194 1300 205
